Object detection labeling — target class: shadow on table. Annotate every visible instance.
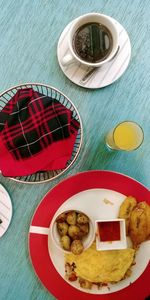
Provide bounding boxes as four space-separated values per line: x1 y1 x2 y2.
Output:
90 136 119 170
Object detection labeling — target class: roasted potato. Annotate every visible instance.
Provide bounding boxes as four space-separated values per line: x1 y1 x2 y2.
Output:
66 211 77 225
77 213 89 224
71 239 84 255
129 201 150 247
68 225 82 240
78 223 89 237
68 271 77 281
56 212 66 223
60 235 71 251
79 278 92 289
57 222 68 236
65 263 77 281
55 210 91 254
118 196 137 234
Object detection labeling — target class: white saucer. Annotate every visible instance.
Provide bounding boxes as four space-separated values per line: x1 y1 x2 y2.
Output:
0 183 12 237
57 17 131 89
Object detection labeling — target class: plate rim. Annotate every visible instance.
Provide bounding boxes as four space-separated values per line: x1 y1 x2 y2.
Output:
0 182 13 237
28 170 150 300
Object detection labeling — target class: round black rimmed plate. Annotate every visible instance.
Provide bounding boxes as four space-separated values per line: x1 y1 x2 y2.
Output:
0 83 83 184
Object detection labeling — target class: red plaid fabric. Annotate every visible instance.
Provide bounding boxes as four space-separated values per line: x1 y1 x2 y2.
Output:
0 88 80 176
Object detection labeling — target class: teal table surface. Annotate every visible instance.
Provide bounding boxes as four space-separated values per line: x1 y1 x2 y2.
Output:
0 0 150 300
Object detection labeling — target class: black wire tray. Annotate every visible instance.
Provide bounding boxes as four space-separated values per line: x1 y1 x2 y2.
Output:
0 83 83 183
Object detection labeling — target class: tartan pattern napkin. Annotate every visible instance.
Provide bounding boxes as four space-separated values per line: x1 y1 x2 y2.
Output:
0 88 80 176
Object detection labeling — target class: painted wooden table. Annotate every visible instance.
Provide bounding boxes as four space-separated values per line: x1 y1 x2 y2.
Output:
0 0 150 299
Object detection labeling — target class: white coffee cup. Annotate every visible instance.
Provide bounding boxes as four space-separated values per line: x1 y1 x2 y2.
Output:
61 12 119 67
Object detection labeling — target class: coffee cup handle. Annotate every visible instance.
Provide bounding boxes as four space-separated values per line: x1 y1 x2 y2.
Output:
61 53 75 66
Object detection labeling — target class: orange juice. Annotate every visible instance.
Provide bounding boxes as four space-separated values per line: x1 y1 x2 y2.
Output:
106 121 144 151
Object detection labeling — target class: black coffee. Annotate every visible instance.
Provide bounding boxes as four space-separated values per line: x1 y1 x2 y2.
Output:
73 22 113 63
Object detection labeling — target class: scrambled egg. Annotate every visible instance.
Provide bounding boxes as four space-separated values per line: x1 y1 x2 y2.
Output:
65 242 135 283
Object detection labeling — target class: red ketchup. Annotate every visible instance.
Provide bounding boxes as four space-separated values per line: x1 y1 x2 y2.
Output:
98 221 120 242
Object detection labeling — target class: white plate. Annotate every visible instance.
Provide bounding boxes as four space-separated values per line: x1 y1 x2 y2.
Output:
57 16 131 89
48 188 150 294
0 183 12 237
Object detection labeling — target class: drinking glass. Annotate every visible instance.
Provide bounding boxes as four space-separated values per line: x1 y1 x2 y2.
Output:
105 121 144 151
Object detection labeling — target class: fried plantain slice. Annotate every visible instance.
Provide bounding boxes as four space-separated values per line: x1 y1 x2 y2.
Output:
129 201 150 247
144 202 150 237
118 196 137 234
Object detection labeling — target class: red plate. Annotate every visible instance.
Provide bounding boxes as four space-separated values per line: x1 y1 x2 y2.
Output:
28 170 150 300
